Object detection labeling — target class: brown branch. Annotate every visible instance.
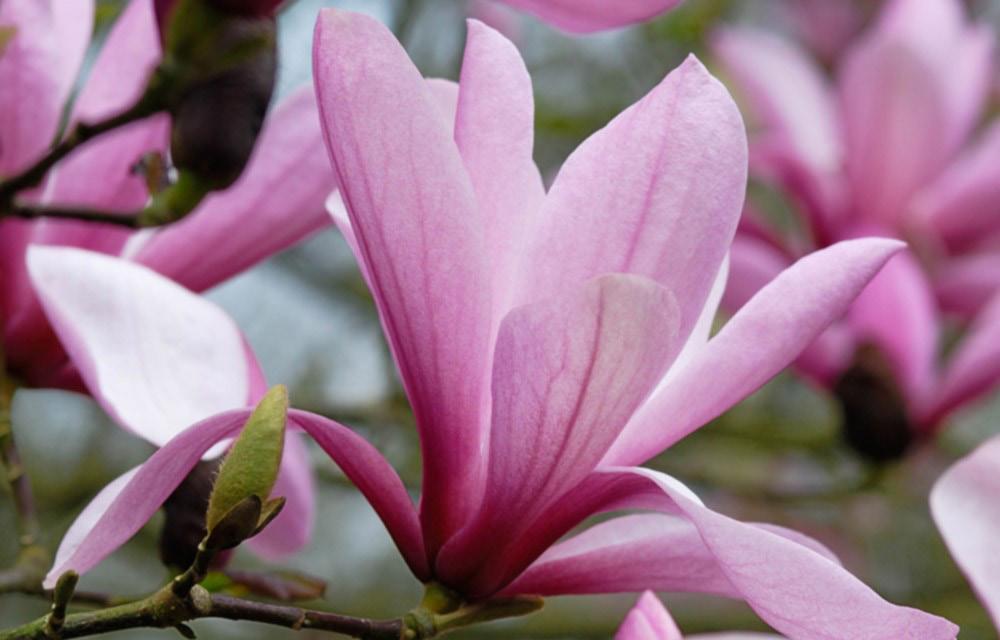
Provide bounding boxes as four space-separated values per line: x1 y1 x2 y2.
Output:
3 202 142 229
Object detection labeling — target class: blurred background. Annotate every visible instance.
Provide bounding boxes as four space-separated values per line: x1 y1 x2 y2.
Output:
3 0 1000 637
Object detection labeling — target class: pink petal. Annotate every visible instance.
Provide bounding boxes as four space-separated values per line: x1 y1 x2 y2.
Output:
288 410 428 579
519 55 746 352
924 293 1000 424
616 591 683 640
245 431 315 560
26 247 252 447
426 78 460 127
847 250 938 405
437 275 683 591
722 236 790 314
132 86 334 292
606 238 904 465
455 20 544 320
496 0 682 33
930 435 1000 630
313 9 492 552
43 0 169 212
0 0 92 174
933 253 1000 318
44 409 253 588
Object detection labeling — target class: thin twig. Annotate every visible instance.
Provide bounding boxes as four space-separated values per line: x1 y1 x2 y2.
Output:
4 202 142 229
0 356 39 550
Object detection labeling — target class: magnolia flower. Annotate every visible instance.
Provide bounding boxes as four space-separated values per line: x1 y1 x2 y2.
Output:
1 0 333 388
931 436 1000 632
41 11 959 638
490 0 683 33
617 592 779 639
711 0 1000 457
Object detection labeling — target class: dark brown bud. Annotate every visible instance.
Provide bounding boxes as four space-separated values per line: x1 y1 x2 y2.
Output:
159 460 221 570
834 343 913 461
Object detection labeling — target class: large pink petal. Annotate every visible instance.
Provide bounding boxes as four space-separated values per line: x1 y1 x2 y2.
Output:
0 0 92 174
288 410 427 579
606 238 904 465
43 0 169 212
933 253 1000 319
846 250 938 405
930 435 1000 630
437 275 683 590
44 409 252 588
923 293 1000 424
455 20 544 321
26 247 252 447
496 0 682 33
616 592 683 640
132 86 333 292
313 10 492 553
519 56 746 350
245 431 315 560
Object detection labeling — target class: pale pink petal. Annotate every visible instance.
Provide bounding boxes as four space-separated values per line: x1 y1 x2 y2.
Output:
496 0 682 33
455 20 544 320
0 0 93 174
426 78 460 127
616 592 683 640
26 247 251 447
43 0 169 212
847 250 938 404
779 0 862 62
930 435 1000 630
288 410 427 579
44 409 253 588
132 86 334 292
924 293 1000 424
313 10 491 551
246 432 315 560
934 253 1000 318
913 124 1000 253
519 55 746 350
606 238 904 465
437 275 683 590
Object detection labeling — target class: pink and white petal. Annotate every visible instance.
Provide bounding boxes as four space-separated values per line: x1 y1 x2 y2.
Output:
496 0 682 33
314 10 492 551
26 247 252 447
912 123 1000 253
616 592 683 640
246 431 315 560
933 253 1000 319
519 56 746 349
847 250 938 404
606 238 904 466
0 0 93 174
289 410 428 580
44 409 253 588
711 27 841 175
132 86 333 292
923 292 1000 424
437 275 683 589
43 0 168 212
455 20 544 321
930 435 1000 630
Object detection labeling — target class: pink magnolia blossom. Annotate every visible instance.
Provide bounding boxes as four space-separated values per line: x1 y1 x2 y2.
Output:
931 436 1000 632
0 0 333 389
38 11 960 638
617 591 780 639
491 0 683 33
711 0 1000 453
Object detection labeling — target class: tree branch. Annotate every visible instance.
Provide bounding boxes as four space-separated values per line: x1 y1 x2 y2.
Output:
3 202 142 229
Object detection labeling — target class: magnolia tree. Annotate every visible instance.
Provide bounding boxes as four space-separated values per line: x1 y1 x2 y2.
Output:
0 0 997 639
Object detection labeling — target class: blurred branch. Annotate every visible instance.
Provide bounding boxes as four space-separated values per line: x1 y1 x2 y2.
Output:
4 202 142 229
0 373 38 550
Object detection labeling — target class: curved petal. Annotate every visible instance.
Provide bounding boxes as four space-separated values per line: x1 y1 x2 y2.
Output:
930 435 1000 630
437 275 683 589
245 431 315 560
497 0 682 33
26 247 252 447
0 0 93 174
519 55 747 351
44 409 252 588
616 592 683 640
606 238 904 465
313 9 491 552
132 86 334 292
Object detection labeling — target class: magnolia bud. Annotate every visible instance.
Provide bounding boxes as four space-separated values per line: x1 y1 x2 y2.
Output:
834 343 912 461
159 460 221 570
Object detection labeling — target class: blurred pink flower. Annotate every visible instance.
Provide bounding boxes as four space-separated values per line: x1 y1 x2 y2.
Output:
490 0 683 33
712 0 1000 455
616 591 779 639
0 0 334 389
41 11 957 637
